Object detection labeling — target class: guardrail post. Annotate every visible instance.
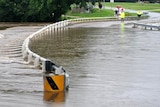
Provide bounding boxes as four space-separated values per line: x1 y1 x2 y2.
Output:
34 57 40 68
42 61 46 72
133 23 136 28
28 53 33 63
22 50 28 59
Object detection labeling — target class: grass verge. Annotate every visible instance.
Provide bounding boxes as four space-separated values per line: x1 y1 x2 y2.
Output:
66 8 136 19
65 2 160 19
103 2 160 11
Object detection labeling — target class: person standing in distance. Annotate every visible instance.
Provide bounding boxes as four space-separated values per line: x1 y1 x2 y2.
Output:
120 8 125 22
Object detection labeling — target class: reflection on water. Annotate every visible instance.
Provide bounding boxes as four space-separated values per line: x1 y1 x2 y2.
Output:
27 22 160 106
30 27 89 65
43 91 67 102
30 24 138 67
120 22 124 30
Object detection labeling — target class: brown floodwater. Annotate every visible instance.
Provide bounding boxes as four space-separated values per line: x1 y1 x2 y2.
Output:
30 21 160 107
1 20 160 107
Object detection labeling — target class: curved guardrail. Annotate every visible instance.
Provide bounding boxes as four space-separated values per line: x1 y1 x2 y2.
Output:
22 16 148 72
133 23 160 30
22 20 69 72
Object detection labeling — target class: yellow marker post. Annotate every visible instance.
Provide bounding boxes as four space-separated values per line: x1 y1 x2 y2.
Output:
43 74 65 91
43 60 69 92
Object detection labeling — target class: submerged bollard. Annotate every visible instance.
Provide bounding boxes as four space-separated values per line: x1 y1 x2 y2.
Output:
43 60 69 92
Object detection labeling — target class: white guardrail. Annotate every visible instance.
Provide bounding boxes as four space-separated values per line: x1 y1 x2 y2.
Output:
133 23 160 30
22 16 147 72
22 20 69 72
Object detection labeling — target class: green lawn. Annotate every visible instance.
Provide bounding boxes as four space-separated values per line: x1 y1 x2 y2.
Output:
66 8 135 19
103 2 160 11
65 2 160 19
149 9 160 13
66 8 114 18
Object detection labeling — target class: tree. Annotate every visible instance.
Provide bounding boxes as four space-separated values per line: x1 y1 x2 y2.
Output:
0 0 29 22
148 0 157 3
52 0 71 22
0 0 72 22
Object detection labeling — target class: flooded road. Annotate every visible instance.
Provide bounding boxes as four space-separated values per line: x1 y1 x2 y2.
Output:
0 20 160 106
30 21 160 107
0 25 46 107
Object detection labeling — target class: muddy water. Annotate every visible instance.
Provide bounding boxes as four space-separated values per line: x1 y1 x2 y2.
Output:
1 21 160 107
0 26 45 107
30 21 160 107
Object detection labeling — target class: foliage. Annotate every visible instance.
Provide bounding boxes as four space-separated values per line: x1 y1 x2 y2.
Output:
0 0 29 22
147 0 157 3
0 0 71 22
1 1 158 22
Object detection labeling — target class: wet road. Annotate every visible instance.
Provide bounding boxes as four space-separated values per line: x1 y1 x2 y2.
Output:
30 21 160 107
1 16 160 107
0 26 46 107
